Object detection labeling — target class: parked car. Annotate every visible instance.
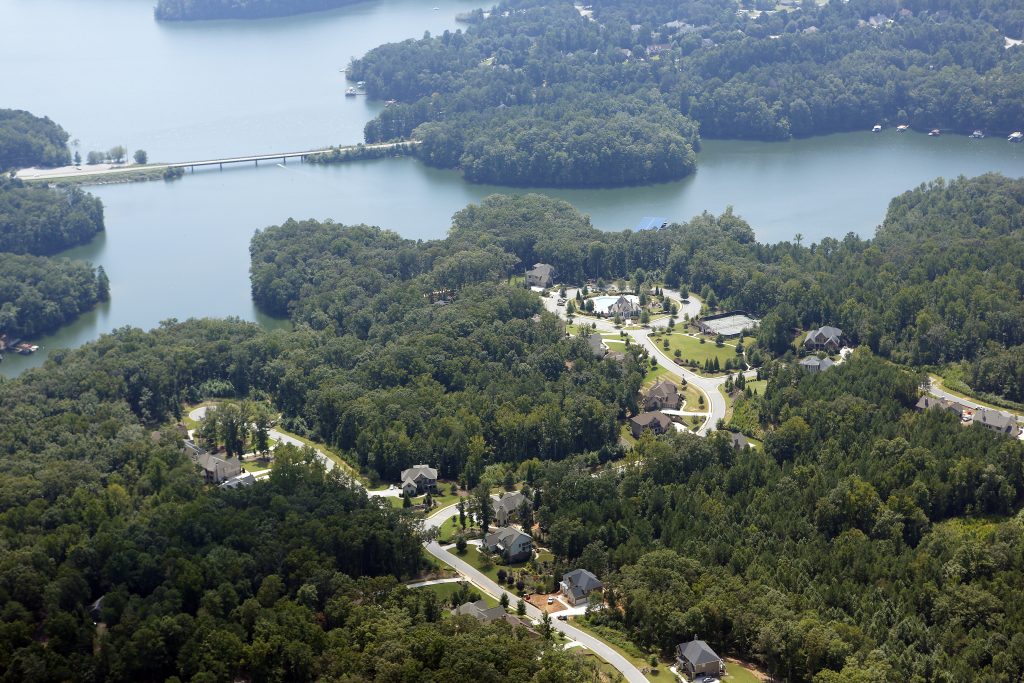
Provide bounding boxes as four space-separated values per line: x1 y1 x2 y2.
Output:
557 614 568 621
546 596 554 604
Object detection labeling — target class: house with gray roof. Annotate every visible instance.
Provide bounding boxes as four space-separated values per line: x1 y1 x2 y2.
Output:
607 295 640 319
400 464 437 495
799 356 835 374
183 439 242 484
629 411 672 439
483 527 533 563
219 471 257 490
804 325 843 352
915 395 968 418
588 332 607 358
973 407 1021 438
643 379 681 410
675 639 725 679
560 569 603 606
452 599 509 623
492 491 527 526
526 263 555 288
729 432 751 450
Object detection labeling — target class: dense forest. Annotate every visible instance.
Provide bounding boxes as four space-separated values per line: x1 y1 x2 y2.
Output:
0 178 105 255
350 0 1024 186
4 174 1024 680
535 353 1024 681
0 109 71 171
0 177 107 339
0 319 602 681
0 253 105 339
298 174 1023 398
251 219 642 481
154 0 363 21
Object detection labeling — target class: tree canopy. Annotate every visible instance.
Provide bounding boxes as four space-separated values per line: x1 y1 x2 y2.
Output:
0 109 71 171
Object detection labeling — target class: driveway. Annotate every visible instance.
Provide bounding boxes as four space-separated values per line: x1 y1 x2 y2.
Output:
421 505 647 683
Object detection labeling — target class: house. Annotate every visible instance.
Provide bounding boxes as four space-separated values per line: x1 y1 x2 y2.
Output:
452 599 509 624
526 263 555 288
219 471 257 490
492 491 527 526
560 569 603 606
483 527 533 563
588 333 607 358
915 395 968 418
400 464 437 495
804 325 843 352
799 356 835 373
629 411 672 439
729 432 751 450
675 639 725 679
973 407 1021 438
183 439 243 484
643 379 681 410
607 295 640 319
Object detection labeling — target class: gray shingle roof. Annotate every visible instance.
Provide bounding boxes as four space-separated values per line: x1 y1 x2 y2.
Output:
677 639 722 667
562 568 602 593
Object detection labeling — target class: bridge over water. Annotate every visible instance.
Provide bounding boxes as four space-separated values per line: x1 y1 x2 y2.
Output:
16 141 417 182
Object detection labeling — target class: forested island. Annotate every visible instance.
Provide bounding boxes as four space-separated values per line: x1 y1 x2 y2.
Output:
0 172 107 341
0 178 105 255
350 0 1024 186
3 175 1024 680
154 0 363 21
0 109 71 171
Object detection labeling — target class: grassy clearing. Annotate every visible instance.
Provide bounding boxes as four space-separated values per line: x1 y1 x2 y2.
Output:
723 661 763 683
571 619 665 683
413 581 499 607
650 331 753 373
459 546 529 584
745 379 767 395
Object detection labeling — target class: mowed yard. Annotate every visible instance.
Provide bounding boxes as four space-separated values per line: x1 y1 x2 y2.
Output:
650 331 754 371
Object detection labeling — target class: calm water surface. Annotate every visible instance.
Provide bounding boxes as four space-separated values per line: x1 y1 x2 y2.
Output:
2 0 1024 376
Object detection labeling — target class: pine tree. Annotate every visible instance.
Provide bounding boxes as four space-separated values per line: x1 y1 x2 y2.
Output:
96 266 110 302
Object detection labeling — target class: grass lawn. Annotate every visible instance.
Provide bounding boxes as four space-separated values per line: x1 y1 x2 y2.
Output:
650 332 753 374
459 546 528 584
436 515 478 543
619 424 638 447
571 619 665 683
745 379 767 396
413 581 498 608
723 661 763 683
719 385 735 424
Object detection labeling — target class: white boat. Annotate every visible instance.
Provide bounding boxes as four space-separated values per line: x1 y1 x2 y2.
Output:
969 130 984 139
345 87 357 97
928 129 941 136
1009 131 1023 142
871 124 882 133
896 124 909 132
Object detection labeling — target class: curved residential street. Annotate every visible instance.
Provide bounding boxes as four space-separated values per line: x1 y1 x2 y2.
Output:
541 289 729 435
422 504 648 683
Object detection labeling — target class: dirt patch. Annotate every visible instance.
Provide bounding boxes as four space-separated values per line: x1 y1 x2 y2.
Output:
525 593 567 613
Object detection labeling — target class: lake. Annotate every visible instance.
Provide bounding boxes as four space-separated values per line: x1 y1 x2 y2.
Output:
2 0 1024 377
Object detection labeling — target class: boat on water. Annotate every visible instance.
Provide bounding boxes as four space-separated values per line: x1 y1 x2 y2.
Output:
896 124 909 132
969 130 985 139
15 343 39 355
871 124 882 133
345 87 358 97
1009 131 1023 142
928 129 941 136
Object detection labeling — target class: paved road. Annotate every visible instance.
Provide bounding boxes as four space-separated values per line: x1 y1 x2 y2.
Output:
15 141 415 181
544 289 728 434
928 378 1023 423
422 505 647 683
